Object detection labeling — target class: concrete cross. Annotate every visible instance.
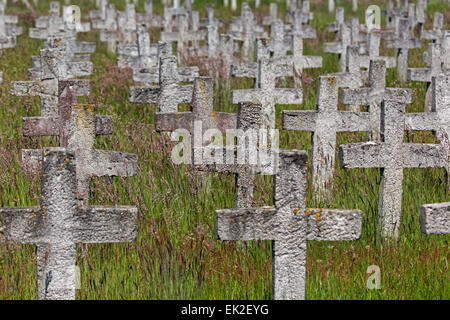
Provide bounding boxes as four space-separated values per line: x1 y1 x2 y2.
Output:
385 18 422 81
232 57 303 129
0 2 23 49
28 36 94 80
136 0 162 28
405 74 450 188
383 0 409 29
359 31 397 69
118 25 158 69
11 48 91 117
89 0 107 20
21 81 138 206
329 46 364 112
421 12 445 44
154 77 237 140
161 13 205 58
0 148 137 300
324 20 352 72
408 43 450 111
199 4 222 28
92 3 117 31
283 75 371 194
326 7 345 34
339 94 447 240
420 202 450 235
262 3 278 26
340 60 412 141
129 55 199 112
216 149 362 300
131 41 172 83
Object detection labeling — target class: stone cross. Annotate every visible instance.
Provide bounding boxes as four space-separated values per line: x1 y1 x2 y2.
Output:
131 41 172 83
407 43 450 111
89 0 107 20
359 31 397 70
405 74 450 188
420 202 450 235
154 77 237 141
11 48 91 117
0 2 23 49
92 3 117 31
326 7 344 34
340 60 411 141
385 18 422 81
0 148 137 300
129 55 199 112
282 75 371 194
136 0 162 28
339 94 447 240
232 57 303 129
324 20 352 72
161 13 205 58
421 12 444 44
216 149 362 300
117 25 158 69
262 3 278 26
330 46 364 112
20 80 138 206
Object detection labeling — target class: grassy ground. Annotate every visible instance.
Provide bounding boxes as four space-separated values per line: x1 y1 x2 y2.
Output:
0 0 448 299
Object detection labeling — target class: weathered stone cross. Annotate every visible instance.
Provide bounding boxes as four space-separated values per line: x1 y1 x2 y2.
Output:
0 1 23 49
385 17 422 81
421 12 445 44
324 20 352 72
405 74 450 188
216 149 362 300
154 77 237 143
420 202 450 235
232 57 303 129
339 95 447 240
129 54 199 112
340 60 412 141
359 31 397 70
282 75 371 194
11 48 91 117
407 43 450 111
117 25 158 70
0 148 137 300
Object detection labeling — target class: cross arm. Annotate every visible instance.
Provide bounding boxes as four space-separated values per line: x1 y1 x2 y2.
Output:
154 112 195 132
129 86 160 103
231 63 257 78
301 56 323 69
323 42 343 54
282 110 317 131
340 88 412 105
420 202 450 235
74 206 138 242
405 113 440 131
216 207 362 241
22 115 113 136
177 67 200 82
88 150 139 178
339 142 383 168
0 207 43 243
401 143 447 168
407 68 431 82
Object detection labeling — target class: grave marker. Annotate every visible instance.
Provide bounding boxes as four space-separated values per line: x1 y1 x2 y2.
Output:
420 202 450 235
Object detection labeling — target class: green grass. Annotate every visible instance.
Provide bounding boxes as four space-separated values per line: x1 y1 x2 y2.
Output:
0 0 448 300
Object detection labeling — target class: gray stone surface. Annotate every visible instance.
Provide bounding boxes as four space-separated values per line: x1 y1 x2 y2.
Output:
216 150 362 300
232 57 302 129
339 96 447 240
340 60 412 141
129 55 199 112
283 75 370 194
405 74 450 188
420 202 450 234
0 148 137 300
11 48 91 117
421 12 445 44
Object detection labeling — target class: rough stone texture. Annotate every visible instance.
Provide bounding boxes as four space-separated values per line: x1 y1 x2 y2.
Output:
0 148 137 300
129 55 199 112
283 75 370 194
407 43 450 111
421 12 444 44
0 1 23 49
117 25 158 69
360 31 396 69
330 45 364 112
339 97 447 240
154 76 236 138
385 18 422 81
324 21 351 72
232 57 302 129
11 48 91 117
405 74 450 188
340 60 412 142
216 150 362 300
420 202 450 234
